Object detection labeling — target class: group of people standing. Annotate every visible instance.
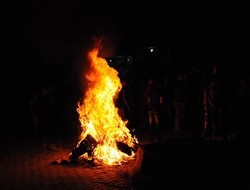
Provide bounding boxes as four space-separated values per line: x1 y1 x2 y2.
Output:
143 73 190 142
115 73 199 142
144 66 250 142
134 64 245 143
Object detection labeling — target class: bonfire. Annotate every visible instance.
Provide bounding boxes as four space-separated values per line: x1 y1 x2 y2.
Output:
69 40 137 165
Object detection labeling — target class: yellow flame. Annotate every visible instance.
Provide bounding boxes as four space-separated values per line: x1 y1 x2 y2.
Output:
76 47 136 165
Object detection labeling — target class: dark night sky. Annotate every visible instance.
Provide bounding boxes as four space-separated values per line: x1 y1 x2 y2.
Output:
1 0 250 135
2 1 250 80
2 0 250 90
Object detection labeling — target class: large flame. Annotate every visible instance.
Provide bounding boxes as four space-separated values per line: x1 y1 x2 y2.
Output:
76 46 136 165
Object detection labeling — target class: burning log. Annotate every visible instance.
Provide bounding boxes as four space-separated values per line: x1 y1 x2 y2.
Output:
69 134 98 163
69 135 135 163
116 141 134 156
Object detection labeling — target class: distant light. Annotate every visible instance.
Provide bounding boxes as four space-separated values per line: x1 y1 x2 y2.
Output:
145 46 157 53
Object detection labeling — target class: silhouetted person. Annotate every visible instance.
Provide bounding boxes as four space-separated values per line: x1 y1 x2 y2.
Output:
239 77 250 138
160 76 174 132
220 78 238 141
38 83 55 144
185 71 204 135
203 64 238 141
173 73 187 133
116 79 131 125
206 75 224 141
144 77 162 141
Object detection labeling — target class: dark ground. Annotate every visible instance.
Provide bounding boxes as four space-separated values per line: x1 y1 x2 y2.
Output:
0 127 249 190
132 133 250 190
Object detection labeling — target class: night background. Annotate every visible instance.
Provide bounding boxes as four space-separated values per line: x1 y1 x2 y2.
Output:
1 0 250 139
1 1 250 189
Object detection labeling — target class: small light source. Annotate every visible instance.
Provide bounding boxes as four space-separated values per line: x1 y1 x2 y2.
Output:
145 46 157 53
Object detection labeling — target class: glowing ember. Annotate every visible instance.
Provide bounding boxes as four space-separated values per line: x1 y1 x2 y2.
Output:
75 44 137 165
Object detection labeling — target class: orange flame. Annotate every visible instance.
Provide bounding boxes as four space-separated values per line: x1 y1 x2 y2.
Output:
76 47 136 165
